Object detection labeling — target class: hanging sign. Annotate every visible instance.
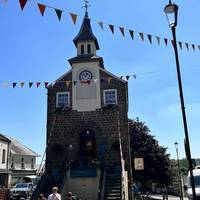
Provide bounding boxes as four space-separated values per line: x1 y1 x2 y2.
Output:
134 157 144 170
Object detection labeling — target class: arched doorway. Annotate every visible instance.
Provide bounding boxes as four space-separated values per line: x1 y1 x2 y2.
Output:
79 129 96 161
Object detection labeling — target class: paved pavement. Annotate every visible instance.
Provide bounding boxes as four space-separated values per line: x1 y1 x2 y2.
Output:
149 194 188 200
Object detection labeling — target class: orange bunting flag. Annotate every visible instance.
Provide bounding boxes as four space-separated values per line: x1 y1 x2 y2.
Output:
192 44 195 51
19 0 27 10
13 83 17 88
70 13 77 25
109 25 114 34
55 9 62 21
185 43 189 51
29 82 33 88
36 82 41 88
129 30 134 40
119 27 125 37
38 3 46 16
20 82 25 88
97 21 104 30
156 36 160 45
44 82 49 87
178 42 182 49
147 34 152 44
164 38 168 46
139 32 144 41
107 77 112 83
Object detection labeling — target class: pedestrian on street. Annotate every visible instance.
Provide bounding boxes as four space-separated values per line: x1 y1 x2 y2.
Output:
48 187 61 200
38 194 47 200
67 192 77 200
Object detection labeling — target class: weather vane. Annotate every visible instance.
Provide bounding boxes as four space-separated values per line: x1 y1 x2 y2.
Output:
82 0 91 14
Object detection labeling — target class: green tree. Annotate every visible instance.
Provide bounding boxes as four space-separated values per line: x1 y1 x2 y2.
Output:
129 118 171 191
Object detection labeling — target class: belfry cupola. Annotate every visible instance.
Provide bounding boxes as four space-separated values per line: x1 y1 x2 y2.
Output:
73 11 100 56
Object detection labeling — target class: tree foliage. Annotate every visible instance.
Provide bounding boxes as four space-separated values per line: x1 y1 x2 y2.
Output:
129 118 171 191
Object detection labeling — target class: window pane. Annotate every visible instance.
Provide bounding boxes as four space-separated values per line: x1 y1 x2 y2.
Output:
57 93 69 107
104 90 117 104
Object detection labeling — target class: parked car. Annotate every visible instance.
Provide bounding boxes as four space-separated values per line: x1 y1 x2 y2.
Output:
9 182 34 199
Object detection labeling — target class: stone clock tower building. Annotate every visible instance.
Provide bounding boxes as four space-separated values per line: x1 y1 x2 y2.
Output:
33 11 132 200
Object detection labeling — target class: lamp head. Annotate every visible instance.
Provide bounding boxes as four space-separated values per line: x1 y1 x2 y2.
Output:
164 0 178 28
174 141 178 148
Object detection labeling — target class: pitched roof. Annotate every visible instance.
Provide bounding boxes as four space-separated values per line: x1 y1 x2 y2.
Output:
1 134 39 157
0 133 11 143
73 12 99 50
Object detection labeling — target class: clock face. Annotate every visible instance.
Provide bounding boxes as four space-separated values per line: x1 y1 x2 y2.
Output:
79 70 93 81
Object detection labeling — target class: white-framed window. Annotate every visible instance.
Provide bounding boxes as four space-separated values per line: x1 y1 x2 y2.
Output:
103 89 117 105
2 149 6 163
56 92 70 108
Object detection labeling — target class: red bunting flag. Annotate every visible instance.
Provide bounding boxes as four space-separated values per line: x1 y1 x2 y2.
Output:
87 80 91 85
36 82 41 87
109 25 114 34
44 82 49 87
119 27 125 37
38 3 46 16
164 38 168 46
129 30 134 40
156 36 160 45
13 83 17 88
147 34 152 44
55 9 62 21
139 32 144 41
178 42 182 49
97 21 104 30
19 0 27 10
69 13 77 25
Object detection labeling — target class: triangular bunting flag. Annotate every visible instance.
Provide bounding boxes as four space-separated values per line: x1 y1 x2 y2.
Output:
20 82 25 88
129 30 134 40
13 83 17 88
119 27 125 37
139 32 144 41
87 80 91 85
29 82 33 88
97 21 103 30
66 81 71 87
55 9 62 21
109 25 114 34
171 40 175 48
133 75 137 79
44 82 49 87
3 82 9 87
107 77 112 83
147 34 152 44
192 44 195 51
198 45 200 51
36 82 41 88
126 76 130 80
120 76 123 79
185 43 189 51
19 0 27 10
164 38 168 46
69 13 77 25
156 36 160 45
3 0 8 3
178 42 182 49
73 81 77 86
38 3 46 16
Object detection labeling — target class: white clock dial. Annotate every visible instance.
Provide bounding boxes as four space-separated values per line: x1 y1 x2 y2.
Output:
79 70 93 81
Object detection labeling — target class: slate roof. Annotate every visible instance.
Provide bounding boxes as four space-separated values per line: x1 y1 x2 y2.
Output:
0 134 39 157
73 12 100 50
0 133 11 143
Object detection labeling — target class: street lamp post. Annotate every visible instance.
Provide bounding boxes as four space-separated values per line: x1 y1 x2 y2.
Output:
175 142 184 200
164 1 196 200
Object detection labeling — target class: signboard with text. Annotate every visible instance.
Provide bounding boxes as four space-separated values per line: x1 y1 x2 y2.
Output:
134 158 144 170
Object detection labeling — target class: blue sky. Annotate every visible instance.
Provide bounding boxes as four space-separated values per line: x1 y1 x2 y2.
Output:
0 0 199 163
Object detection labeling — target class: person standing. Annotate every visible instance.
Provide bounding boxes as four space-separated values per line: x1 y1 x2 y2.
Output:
48 187 61 200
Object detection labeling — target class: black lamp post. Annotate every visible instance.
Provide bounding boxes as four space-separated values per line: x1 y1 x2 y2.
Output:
174 142 184 200
164 1 196 199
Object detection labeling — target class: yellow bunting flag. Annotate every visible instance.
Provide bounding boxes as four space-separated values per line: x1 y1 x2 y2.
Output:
19 0 27 10
37 3 46 16
119 27 125 37
69 13 77 25
55 9 62 21
139 32 144 41
109 25 114 34
65 81 71 87
97 21 104 30
20 82 25 88
107 77 112 83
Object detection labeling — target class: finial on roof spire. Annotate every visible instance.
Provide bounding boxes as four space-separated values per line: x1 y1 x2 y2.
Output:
82 0 91 17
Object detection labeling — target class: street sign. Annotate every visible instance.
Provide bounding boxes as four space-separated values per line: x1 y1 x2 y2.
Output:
134 158 144 170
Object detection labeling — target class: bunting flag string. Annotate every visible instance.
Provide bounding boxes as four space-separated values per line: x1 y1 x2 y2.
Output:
0 72 154 89
3 0 200 52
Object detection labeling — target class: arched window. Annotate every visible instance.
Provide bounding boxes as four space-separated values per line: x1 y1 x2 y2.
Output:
81 45 84 54
87 44 91 54
2 149 6 163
